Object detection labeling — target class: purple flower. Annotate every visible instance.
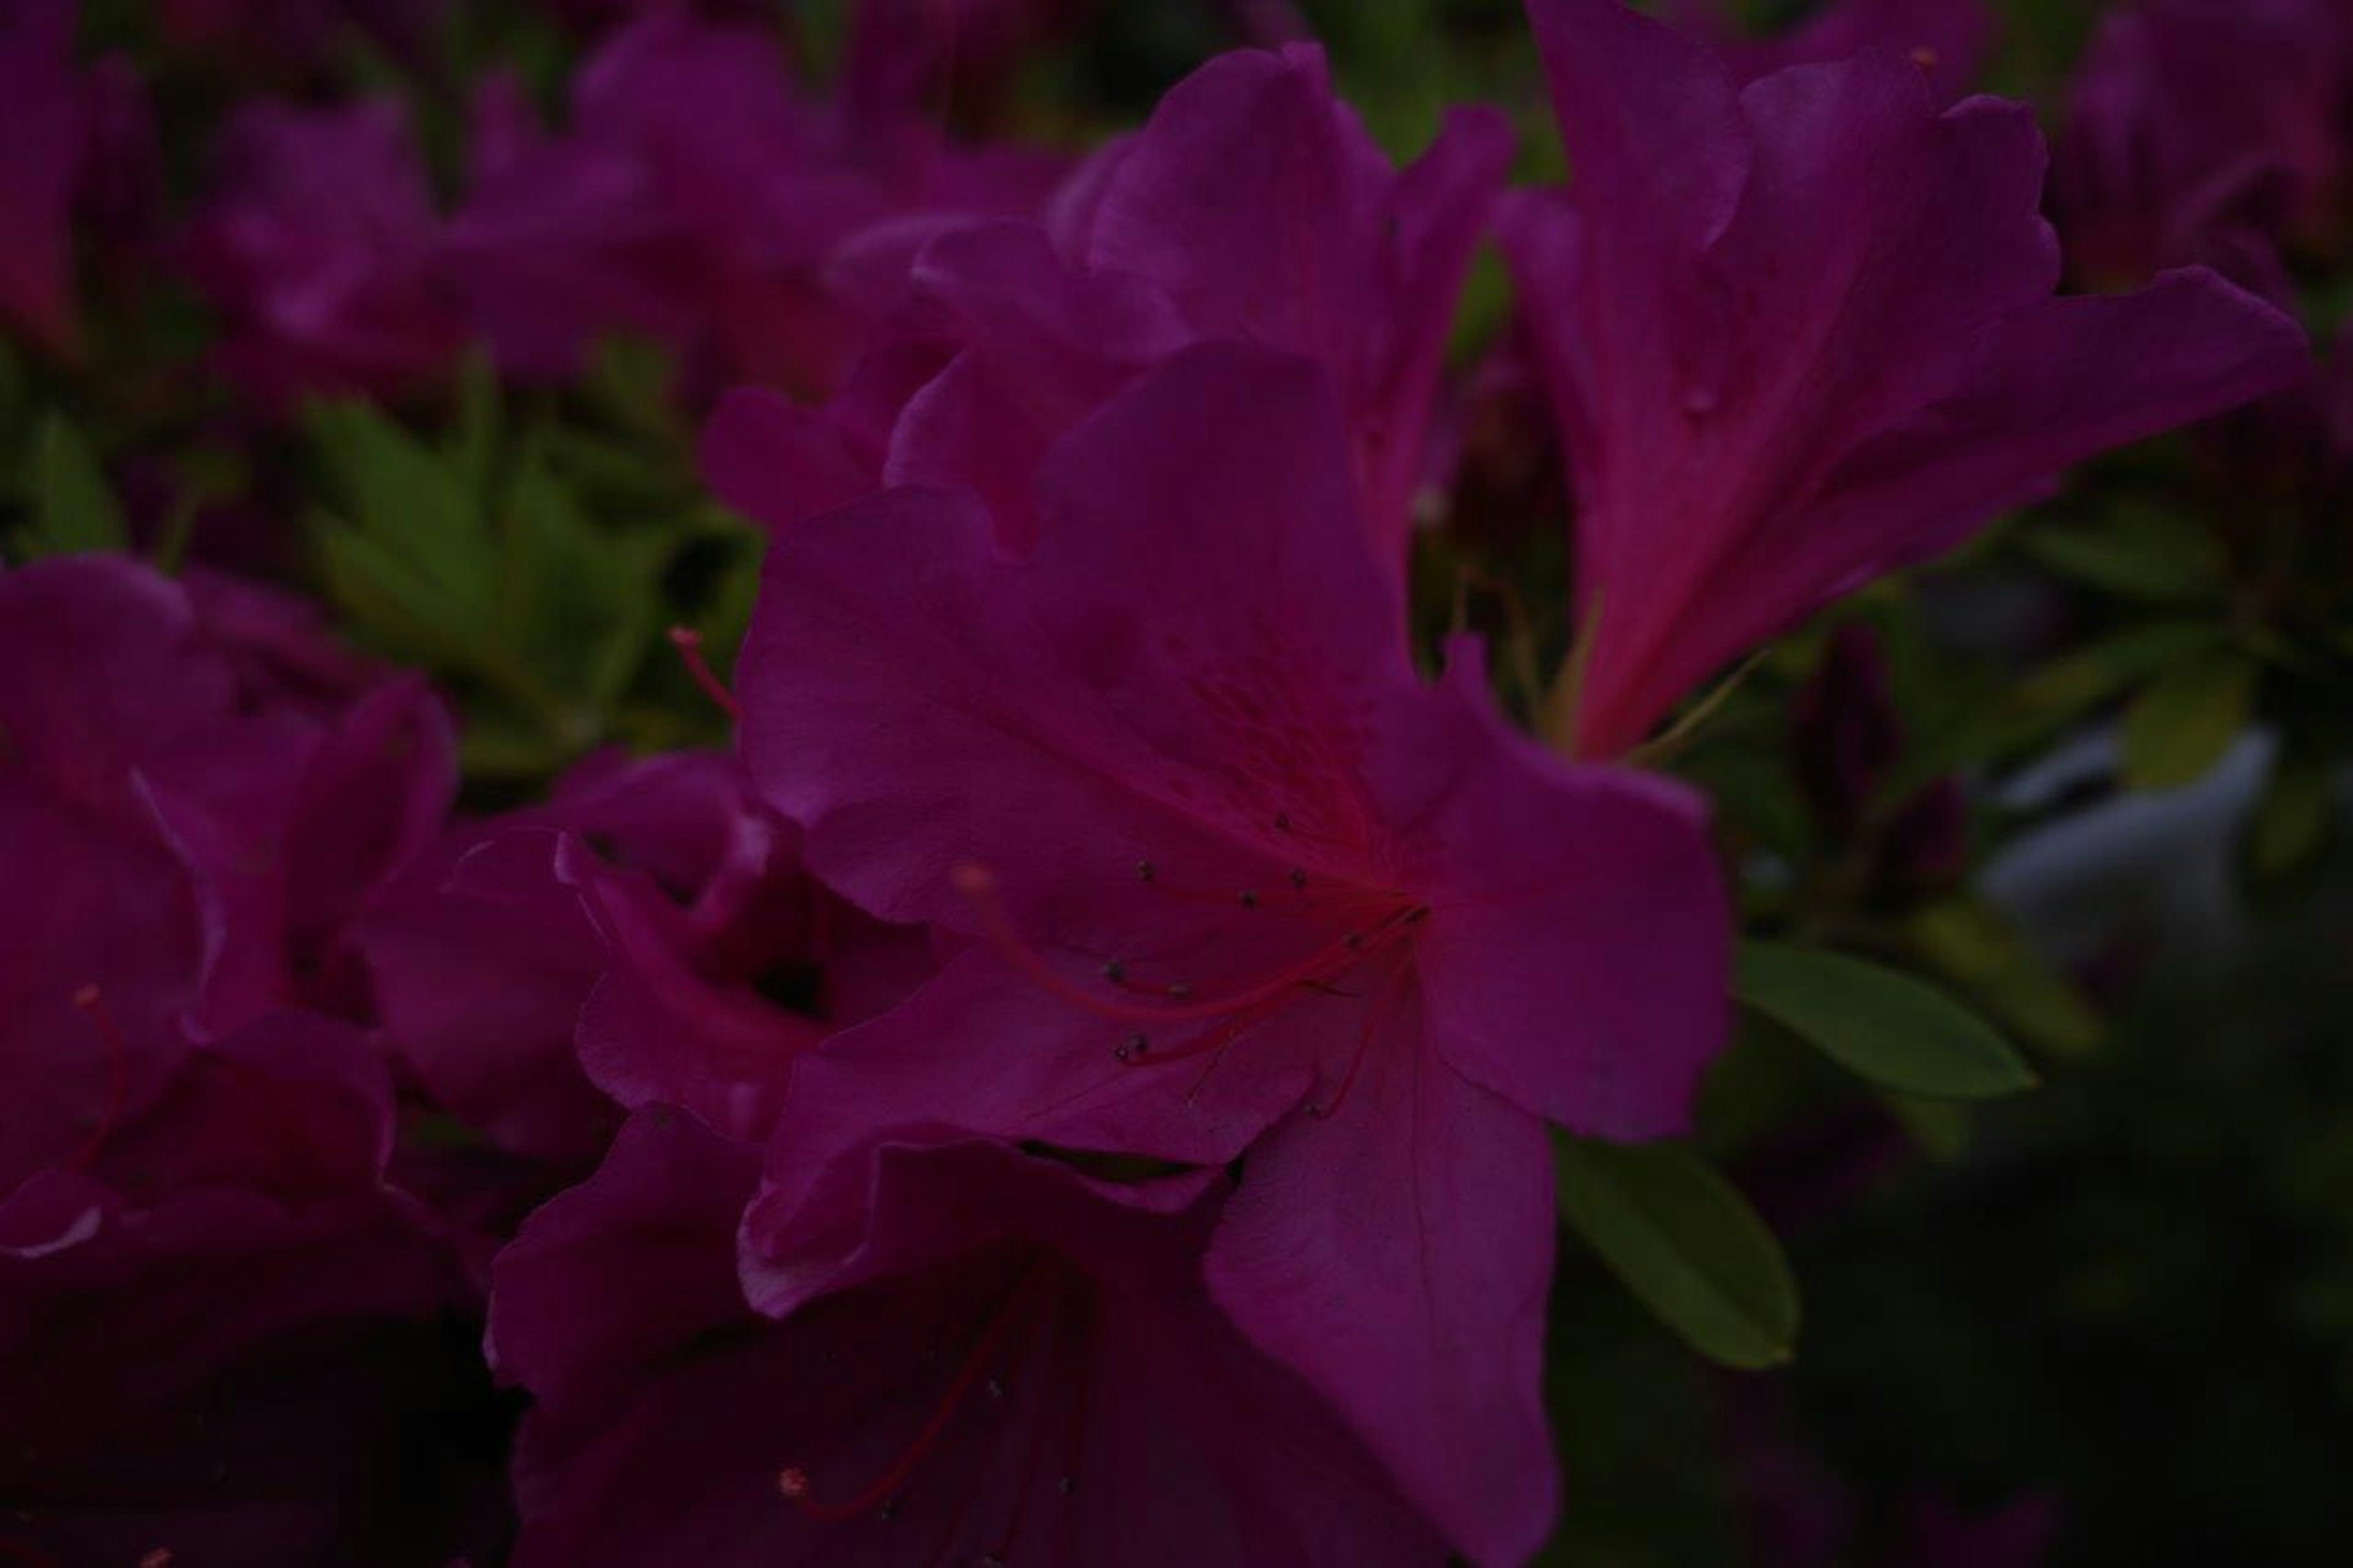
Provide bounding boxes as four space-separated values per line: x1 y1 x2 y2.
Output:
491 1110 1449 1564
1660 0 1994 103
156 0 449 73
703 43 1508 572
182 98 467 406
733 344 1727 1560
0 556 454 1189
2056 0 2353 290
358 748 929 1168
1496 0 2309 759
446 12 1065 395
0 1008 485 1564
0 0 83 357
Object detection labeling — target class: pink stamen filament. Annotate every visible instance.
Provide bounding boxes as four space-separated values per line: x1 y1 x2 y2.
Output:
781 1260 1047 1523
953 864 1419 1026
67 984 127 1172
667 626 742 721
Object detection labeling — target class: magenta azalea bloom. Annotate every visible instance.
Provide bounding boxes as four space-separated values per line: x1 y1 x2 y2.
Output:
1662 0 1993 103
733 344 1727 1560
0 0 83 356
1498 0 2310 759
705 43 1508 570
447 12 1064 396
2056 0 2353 292
492 1110 1447 1565
0 1010 481 1564
183 98 467 405
0 556 453 1187
360 748 927 1165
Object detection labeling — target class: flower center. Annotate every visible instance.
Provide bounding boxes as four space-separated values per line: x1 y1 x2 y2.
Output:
950 830 1427 1115
776 1247 1096 1561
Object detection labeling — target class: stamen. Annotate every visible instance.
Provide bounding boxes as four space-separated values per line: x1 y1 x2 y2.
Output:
1908 45 1940 70
953 864 1421 1027
667 626 741 721
68 984 128 1173
779 1260 1046 1524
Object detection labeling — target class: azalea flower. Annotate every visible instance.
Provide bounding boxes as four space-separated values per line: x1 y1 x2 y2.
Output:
444 11 1066 396
734 344 1728 1560
2056 0 2353 294
359 748 929 1167
1661 0 1993 103
493 1111 1449 1564
0 557 453 1189
1 1010 485 1564
0 0 85 356
1497 0 2310 759
182 97 467 405
703 42 1509 572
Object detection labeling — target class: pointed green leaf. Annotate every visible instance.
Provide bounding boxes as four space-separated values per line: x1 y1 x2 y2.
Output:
2248 748 2336 877
2121 649 2258 792
1906 899 2102 1059
2019 504 2225 605
27 414 127 555
1555 1135 1800 1370
1733 942 2036 1099
307 401 493 613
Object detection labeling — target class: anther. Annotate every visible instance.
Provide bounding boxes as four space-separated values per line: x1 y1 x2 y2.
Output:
1288 868 1307 890
1343 932 1364 950
1100 959 1126 983
1058 1476 1074 1496
1165 983 1193 1001
1112 1033 1149 1062
1238 889 1259 908
778 1468 811 1499
1909 44 1940 69
1134 860 1156 882
986 1379 1005 1399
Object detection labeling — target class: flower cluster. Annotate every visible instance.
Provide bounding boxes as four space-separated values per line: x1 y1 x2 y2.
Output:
1 0 2341 1562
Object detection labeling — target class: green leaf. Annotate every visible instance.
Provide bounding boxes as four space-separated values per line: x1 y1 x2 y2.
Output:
1882 1093 1973 1163
1885 621 2224 805
1555 1135 1800 1370
2018 504 2226 604
1906 899 2102 1059
2120 649 2259 792
26 414 127 555
307 401 494 613
2247 747 2337 877
1732 942 2036 1100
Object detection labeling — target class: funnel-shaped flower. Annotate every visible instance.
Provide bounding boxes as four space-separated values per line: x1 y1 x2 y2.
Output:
0 556 453 1189
0 0 82 355
736 344 1727 1559
1499 0 2310 757
1 1010 483 1564
492 1113 1447 1565
703 43 1509 571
